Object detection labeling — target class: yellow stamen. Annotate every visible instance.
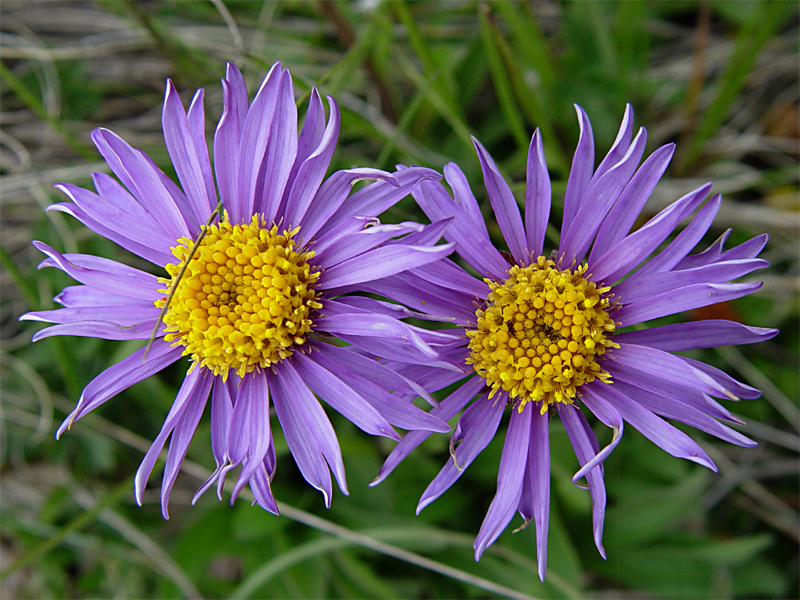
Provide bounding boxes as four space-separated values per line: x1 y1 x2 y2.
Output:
156 214 321 379
466 257 618 413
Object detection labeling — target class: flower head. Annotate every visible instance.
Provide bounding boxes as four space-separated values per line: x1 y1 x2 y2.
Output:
22 63 458 517
369 105 777 579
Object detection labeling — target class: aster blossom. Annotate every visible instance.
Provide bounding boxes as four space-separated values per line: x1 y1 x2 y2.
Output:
22 63 459 517
369 105 777 579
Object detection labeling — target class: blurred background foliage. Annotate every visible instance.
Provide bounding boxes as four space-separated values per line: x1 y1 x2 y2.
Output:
1 1 798 598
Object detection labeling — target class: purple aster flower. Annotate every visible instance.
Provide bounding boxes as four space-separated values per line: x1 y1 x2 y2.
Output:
368 105 777 579
21 62 458 517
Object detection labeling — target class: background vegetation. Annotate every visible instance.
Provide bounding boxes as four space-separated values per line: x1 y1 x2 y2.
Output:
2 1 798 598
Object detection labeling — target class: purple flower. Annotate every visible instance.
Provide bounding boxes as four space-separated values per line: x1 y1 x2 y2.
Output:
22 63 458 517
368 105 777 579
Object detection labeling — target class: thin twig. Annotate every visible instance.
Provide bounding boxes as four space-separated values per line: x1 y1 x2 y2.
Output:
143 201 223 362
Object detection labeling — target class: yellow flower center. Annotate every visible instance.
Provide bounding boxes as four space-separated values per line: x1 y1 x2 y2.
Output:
466 257 618 412
156 215 321 379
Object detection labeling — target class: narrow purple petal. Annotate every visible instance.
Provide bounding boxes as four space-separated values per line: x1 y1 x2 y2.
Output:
29 320 158 342
589 143 675 263
22 305 159 326
56 341 182 438
259 69 298 223
596 385 717 471
613 259 768 305
716 233 769 262
134 369 211 507
321 243 455 290
562 105 594 230
593 104 634 180
615 282 763 326
281 94 340 227
210 376 233 468
371 375 484 486
313 221 425 269
163 82 216 221
680 357 762 400
474 403 532 559
249 461 280 514
524 129 551 258
91 128 191 239
675 230 730 270
270 363 347 506
186 88 217 219
560 127 646 264
473 137 528 264
614 320 779 352
572 387 624 483
54 285 153 309
161 375 211 518
33 242 160 302
91 172 166 231
613 381 755 447
589 183 713 285
558 404 607 557
417 394 504 513
230 374 273 502
214 79 243 224
411 257 491 299
293 353 399 440
315 167 441 238
634 194 721 276
413 165 508 281
231 63 282 224
522 407 550 581
609 343 737 399
299 169 398 242
311 347 451 433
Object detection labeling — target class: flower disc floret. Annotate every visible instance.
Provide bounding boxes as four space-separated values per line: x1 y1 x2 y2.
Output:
158 215 321 379
467 257 618 411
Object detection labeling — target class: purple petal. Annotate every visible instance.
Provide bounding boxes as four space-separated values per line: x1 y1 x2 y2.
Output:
411 256 491 299
604 355 739 423
293 353 399 440
186 88 217 218
615 319 778 352
518 407 550 581
609 343 738 399
311 347 451 433
313 221 425 268
614 258 768 304
371 375 483 486
474 404 532 560
560 127 646 264
612 381 755 447
54 285 153 309
258 69 298 223
210 377 233 470
23 305 159 326
634 194 721 276
91 172 167 230
161 374 211 518
315 166 441 238
596 384 716 471
321 243 455 290
473 137 528 264
230 373 273 503
417 394 504 513
163 82 216 222
249 461 280 514
230 63 282 224
299 168 398 242
593 104 634 180
214 80 243 224
614 282 763 326
589 182 712 285
676 230 730 270
589 143 675 263
57 341 182 438
524 129 551 258
270 362 347 506
413 165 508 281
33 242 160 302
281 93 340 227
680 356 762 400
573 386 624 483
558 404 607 557
134 368 212 507
91 128 191 239
29 320 158 342
716 234 769 263
562 105 595 230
